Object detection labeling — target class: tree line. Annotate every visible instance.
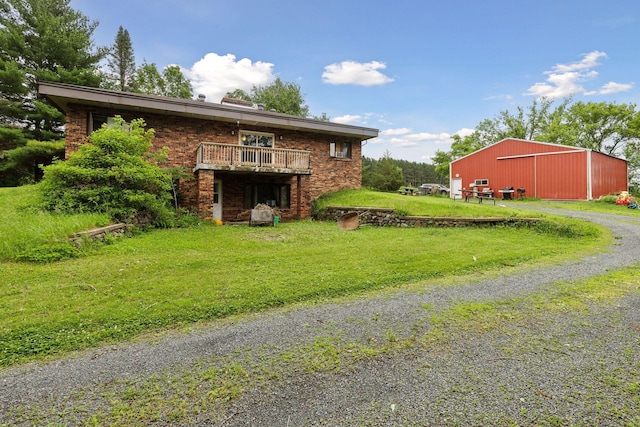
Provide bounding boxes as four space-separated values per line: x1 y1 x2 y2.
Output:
362 151 442 192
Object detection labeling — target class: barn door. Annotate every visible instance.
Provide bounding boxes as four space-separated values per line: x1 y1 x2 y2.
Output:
450 178 462 199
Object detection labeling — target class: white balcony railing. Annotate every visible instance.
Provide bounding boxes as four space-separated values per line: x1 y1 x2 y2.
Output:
196 143 311 172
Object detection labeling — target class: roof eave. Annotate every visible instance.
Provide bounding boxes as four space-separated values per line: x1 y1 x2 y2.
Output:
38 81 379 140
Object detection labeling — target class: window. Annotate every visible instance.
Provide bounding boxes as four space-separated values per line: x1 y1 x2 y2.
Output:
474 179 489 186
240 131 275 163
240 131 274 148
244 184 290 209
88 113 109 133
330 142 351 159
88 113 129 133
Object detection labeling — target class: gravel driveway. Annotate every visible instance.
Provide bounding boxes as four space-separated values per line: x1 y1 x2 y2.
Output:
1 206 639 426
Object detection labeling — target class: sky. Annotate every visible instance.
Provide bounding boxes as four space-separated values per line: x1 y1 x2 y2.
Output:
69 0 639 163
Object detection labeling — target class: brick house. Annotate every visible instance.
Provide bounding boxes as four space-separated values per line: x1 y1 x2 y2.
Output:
38 82 378 221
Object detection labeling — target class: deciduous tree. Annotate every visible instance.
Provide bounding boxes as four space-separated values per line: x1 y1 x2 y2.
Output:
133 61 193 99
432 98 640 186
228 78 309 116
162 65 193 99
250 78 309 116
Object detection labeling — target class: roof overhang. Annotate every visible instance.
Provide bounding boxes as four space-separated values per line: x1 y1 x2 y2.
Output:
38 81 379 140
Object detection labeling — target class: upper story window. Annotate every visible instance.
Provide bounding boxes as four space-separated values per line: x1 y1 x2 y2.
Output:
240 131 274 148
330 142 351 159
88 113 130 133
88 113 109 133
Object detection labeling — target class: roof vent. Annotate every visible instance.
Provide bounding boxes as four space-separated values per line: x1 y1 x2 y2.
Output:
197 94 206 102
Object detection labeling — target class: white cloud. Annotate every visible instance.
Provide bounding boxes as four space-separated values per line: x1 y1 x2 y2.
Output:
322 60 394 86
390 137 418 148
333 114 362 124
553 50 607 72
376 128 457 149
524 51 632 99
598 81 634 94
380 128 412 136
183 53 275 103
455 128 475 138
364 127 475 162
405 132 451 142
483 94 514 101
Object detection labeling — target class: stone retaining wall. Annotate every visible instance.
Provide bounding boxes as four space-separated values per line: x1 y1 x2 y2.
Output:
326 206 540 228
71 223 131 245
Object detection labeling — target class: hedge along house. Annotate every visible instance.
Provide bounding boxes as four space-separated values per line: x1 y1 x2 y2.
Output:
38 81 378 221
449 138 628 200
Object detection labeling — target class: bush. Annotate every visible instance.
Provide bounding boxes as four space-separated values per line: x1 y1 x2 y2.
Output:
595 195 618 204
15 242 81 263
39 117 173 226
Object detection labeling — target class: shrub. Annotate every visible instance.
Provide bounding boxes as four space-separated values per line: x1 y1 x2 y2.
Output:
38 117 173 226
15 242 81 263
595 195 618 204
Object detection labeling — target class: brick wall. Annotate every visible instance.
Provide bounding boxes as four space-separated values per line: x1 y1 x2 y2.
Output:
64 105 364 220
197 170 215 218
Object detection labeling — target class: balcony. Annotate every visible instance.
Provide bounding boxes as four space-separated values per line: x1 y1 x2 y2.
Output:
195 142 312 174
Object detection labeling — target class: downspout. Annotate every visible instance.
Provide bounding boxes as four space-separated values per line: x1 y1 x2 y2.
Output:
296 175 302 219
449 161 453 198
586 150 593 200
534 156 537 198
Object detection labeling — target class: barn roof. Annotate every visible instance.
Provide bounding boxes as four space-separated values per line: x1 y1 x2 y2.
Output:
450 138 625 165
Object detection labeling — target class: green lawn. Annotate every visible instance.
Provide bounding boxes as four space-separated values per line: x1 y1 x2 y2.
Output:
0 187 607 368
313 189 533 217
0 185 111 262
534 199 640 216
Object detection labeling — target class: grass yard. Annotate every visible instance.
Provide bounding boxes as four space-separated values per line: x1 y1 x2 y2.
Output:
0 186 111 262
535 198 640 216
0 187 607 368
312 189 533 217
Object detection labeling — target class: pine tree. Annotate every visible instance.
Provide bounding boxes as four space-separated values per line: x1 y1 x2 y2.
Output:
0 0 105 140
107 26 136 91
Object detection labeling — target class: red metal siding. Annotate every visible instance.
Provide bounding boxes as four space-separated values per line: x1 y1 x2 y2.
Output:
496 157 535 194
452 145 500 190
590 152 628 198
450 139 626 200
451 139 580 195
488 139 576 157
535 152 587 199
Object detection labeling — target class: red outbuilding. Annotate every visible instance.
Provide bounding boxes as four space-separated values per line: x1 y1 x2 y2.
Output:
449 138 628 200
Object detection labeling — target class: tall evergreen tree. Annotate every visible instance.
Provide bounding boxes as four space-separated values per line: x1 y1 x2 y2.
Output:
107 26 136 91
364 150 404 191
0 0 105 140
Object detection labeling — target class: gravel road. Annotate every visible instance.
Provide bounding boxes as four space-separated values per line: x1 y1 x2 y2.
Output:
1 206 639 426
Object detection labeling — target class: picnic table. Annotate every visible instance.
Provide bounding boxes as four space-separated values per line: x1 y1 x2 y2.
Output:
454 189 497 205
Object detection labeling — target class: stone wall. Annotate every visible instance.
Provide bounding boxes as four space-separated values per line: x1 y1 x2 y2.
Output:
71 223 130 245
325 206 541 228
